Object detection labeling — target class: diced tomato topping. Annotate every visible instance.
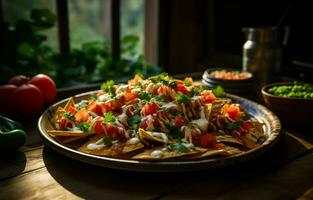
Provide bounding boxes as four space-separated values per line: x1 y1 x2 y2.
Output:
140 119 149 129
75 108 89 122
124 92 138 102
226 104 240 120
93 118 105 134
176 81 189 94
201 91 216 104
174 116 185 128
57 119 72 129
67 106 77 113
240 122 251 133
200 134 219 149
100 97 124 113
87 101 103 115
142 102 159 116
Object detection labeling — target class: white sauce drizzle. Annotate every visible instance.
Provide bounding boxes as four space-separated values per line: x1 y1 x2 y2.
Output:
150 150 163 158
98 94 111 102
190 106 208 132
87 137 106 150
127 137 140 145
151 131 169 143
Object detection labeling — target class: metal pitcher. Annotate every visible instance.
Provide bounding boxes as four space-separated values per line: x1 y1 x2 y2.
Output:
242 27 288 86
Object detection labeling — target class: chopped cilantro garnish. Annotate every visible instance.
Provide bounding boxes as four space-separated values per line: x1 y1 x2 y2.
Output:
169 81 178 89
212 85 225 97
183 78 192 86
76 100 88 110
175 93 191 103
149 73 170 85
138 91 154 101
137 81 143 88
103 136 112 146
165 123 183 140
104 112 116 123
63 112 74 120
78 122 91 132
156 95 165 101
90 94 98 100
189 87 195 97
101 80 115 95
128 115 141 125
167 143 190 153
226 119 244 130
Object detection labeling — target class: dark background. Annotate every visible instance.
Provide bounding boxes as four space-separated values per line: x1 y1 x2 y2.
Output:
158 0 313 81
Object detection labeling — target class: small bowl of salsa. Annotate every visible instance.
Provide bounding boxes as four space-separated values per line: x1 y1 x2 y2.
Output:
202 68 253 95
262 82 313 130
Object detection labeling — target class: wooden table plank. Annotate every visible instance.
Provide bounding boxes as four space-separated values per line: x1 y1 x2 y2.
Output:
158 152 313 200
1 129 312 200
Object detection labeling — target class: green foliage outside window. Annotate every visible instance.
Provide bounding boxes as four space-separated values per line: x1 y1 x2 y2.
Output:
0 9 162 88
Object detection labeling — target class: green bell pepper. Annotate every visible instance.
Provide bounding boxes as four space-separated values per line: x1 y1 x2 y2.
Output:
0 116 26 152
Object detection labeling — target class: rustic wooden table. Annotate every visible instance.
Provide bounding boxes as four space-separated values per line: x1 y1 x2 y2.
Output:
1 79 313 200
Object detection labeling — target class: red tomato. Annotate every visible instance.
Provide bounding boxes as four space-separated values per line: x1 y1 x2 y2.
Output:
142 102 159 116
0 84 18 116
226 105 240 120
240 122 251 133
29 74 57 104
13 84 44 117
124 92 138 102
87 101 102 115
140 119 149 129
74 108 89 122
175 81 189 94
201 91 216 103
93 119 105 134
174 116 185 128
200 134 217 148
57 118 72 129
8 75 29 86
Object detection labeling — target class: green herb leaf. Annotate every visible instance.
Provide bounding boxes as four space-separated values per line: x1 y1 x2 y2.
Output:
76 100 88 110
90 94 98 100
138 91 154 101
169 81 178 89
156 95 165 101
128 115 141 125
63 112 74 120
189 87 195 97
165 123 183 140
175 93 191 103
103 136 112 146
101 80 115 95
78 122 91 132
167 143 189 153
183 78 192 86
226 119 244 130
149 73 169 85
212 85 225 97
104 112 116 123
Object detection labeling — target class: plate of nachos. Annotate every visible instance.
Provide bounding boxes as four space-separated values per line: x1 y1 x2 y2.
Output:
38 74 281 172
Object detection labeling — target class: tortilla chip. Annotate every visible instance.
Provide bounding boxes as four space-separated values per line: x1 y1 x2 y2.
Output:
138 128 174 144
64 97 75 111
78 135 144 157
216 135 244 146
132 147 200 160
184 145 242 160
204 103 212 120
47 130 94 137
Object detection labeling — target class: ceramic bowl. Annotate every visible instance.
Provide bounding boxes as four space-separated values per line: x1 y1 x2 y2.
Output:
202 68 254 95
261 82 313 130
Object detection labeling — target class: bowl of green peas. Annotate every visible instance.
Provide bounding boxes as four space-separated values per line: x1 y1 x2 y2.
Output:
262 82 313 129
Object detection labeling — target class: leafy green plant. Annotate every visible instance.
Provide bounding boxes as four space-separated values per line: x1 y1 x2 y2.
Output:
0 9 162 88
